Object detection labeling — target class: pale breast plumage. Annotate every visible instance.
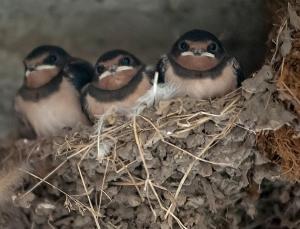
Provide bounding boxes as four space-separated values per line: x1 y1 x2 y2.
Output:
15 78 88 137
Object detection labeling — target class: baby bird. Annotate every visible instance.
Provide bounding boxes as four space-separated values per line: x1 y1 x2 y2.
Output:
14 45 94 138
81 50 153 121
157 29 244 99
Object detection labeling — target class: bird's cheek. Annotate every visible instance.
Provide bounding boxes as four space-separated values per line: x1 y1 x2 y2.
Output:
25 69 59 88
115 70 136 87
98 77 111 89
98 70 136 90
99 76 125 90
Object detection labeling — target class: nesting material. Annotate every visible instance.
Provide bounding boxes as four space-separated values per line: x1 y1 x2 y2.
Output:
256 2 300 182
2 92 282 228
269 2 300 116
277 28 300 115
3 76 297 229
257 126 300 181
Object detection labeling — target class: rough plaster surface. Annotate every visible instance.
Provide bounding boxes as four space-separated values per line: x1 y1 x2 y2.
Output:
0 0 269 137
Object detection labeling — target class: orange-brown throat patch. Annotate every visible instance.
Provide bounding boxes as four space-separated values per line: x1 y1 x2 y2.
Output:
176 40 219 71
97 68 138 90
25 68 60 89
176 55 219 71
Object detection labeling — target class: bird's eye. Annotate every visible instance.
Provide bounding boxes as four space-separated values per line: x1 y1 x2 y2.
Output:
178 41 189 52
96 65 105 74
120 57 131 66
47 54 58 64
207 42 218 53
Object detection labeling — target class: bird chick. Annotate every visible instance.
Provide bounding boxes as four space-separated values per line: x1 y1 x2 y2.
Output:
81 50 153 121
157 29 244 100
14 45 94 138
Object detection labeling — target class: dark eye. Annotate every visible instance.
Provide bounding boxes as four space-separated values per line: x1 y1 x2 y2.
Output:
207 42 218 53
120 57 131 66
96 65 105 74
47 54 57 64
178 41 189 52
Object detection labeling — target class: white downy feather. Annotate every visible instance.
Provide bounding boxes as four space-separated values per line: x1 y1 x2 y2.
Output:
131 72 178 116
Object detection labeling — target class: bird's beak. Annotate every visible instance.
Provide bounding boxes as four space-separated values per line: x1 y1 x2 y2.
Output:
200 52 215 58
99 71 112 80
181 50 215 58
25 70 32 77
35 65 56 71
25 65 35 77
98 66 134 80
181 51 195 56
25 65 56 77
116 66 134 72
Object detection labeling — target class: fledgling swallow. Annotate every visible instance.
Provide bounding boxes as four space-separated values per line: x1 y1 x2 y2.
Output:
14 45 94 138
157 29 244 99
81 50 153 122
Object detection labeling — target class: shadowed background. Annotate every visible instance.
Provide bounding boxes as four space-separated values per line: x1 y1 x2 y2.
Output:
0 0 271 138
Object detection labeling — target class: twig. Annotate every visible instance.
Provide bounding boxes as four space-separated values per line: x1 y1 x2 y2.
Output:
21 169 88 212
133 116 150 188
271 19 288 65
97 159 110 216
21 143 94 198
77 148 101 229
281 82 300 106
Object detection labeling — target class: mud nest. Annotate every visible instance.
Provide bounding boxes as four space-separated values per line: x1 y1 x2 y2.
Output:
1 2 300 229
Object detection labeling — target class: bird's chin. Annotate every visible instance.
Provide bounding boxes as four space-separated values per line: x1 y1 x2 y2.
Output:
95 76 124 91
96 69 137 90
97 77 112 90
176 55 220 72
25 69 59 89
